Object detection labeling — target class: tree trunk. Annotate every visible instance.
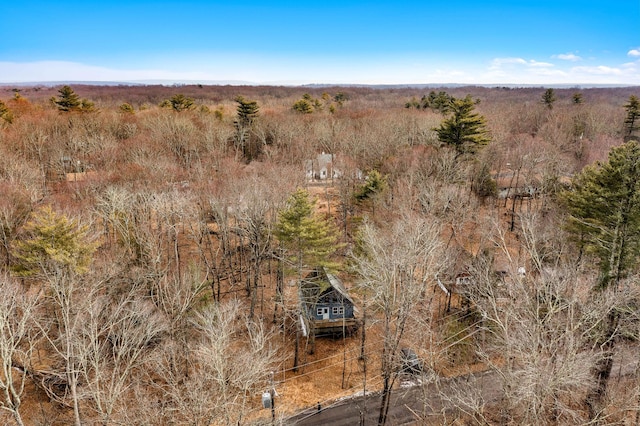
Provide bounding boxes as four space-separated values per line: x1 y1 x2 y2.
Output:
635 360 640 426
378 375 392 426
12 411 25 426
274 256 283 324
586 310 619 422
360 308 366 361
70 373 82 426
293 327 300 373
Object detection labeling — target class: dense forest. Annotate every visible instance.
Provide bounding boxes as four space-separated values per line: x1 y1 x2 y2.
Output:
0 83 639 425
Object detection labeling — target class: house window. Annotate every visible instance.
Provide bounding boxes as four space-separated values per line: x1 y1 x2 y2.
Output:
317 307 324 317
332 306 344 316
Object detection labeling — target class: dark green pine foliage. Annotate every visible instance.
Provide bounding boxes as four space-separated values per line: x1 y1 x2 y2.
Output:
623 95 640 141
422 91 454 114
0 99 13 123
169 94 195 112
572 92 584 105
562 140 640 288
234 96 259 128
52 85 95 112
333 92 347 105
292 99 313 114
434 95 490 157
275 188 342 370
119 103 135 114
541 88 556 110
275 188 340 275
404 97 420 109
354 170 387 202
233 96 260 161
563 140 640 419
54 85 82 112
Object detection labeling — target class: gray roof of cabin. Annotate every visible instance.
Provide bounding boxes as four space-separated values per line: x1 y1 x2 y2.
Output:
323 267 355 305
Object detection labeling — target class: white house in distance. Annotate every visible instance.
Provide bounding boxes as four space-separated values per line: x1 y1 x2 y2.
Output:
305 152 341 181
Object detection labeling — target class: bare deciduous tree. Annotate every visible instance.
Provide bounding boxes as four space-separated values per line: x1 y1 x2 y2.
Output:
11 207 98 426
231 172 290 319
463 216 609 424
354 213 445 426
0 185 32 268
157 300 281 426
80 287 168 425
151 269 207 378
0 274 40 426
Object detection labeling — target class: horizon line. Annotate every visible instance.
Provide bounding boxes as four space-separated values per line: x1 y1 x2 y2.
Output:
1 80 639 89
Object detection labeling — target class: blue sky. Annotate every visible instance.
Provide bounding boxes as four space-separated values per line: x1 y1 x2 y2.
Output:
1 0 639 85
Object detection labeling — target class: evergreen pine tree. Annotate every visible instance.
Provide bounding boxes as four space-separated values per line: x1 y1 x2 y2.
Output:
434 95 490 157
274 188 342 369
119 103 135 114
233 96 260 160
561 140 640 420
275 188 340 277
623 95 640 141
562 140 640 287
234 96 259 128
53 85 82 112
333 92 347 106
423 90 453 113
354 170 387 203
11 206 97 278
292 99 313 114
572 92 584 105
168 94 194 112
52 85 95 112
541 88 557 110
0 99 13 124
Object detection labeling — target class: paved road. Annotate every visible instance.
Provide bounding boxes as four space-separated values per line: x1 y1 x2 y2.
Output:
286 372 500 426
286 346 639 426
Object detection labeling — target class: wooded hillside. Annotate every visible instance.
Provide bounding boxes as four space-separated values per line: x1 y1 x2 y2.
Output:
0 83 639 425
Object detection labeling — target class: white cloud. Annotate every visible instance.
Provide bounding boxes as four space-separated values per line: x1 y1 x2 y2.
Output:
479 54 640 85
489 57 554 70
0 57 639 86
489 57 527 70
480 55 640 85
568 63 640 84
628 48 640 57
571 65 624 76
528 60 554 68
553 53 582 61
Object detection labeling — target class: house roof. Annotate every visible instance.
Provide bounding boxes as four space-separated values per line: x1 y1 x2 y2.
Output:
299 267 355 306
317 153 334 168
323 268 355 305
305 152 336 171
